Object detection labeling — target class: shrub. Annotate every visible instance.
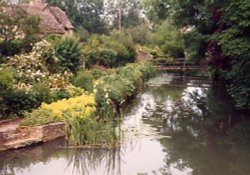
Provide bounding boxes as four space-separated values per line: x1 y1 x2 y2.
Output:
54 36 84 73
0 40 24 57
0 68 14 90
72 71 94 92
21 92 96 126
31 83 52 104
2 90 39 118
27 93 95 121
50 89 70 102
84 32 136 68
125 25 150 45
147 22 184 59
94 62 157 113
7 39 57 83
89 69 107 79
21 109 59 126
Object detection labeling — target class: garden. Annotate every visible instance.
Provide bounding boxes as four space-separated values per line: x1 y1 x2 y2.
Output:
0 24 157 147
1 0 250 151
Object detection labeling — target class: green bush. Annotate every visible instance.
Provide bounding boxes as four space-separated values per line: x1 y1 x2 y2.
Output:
85 48 118 68
31 83 52 104
1 90 39 118
94 62 157 113
125 25 149 45
54 36 84 73
89 69 107 79
0 40 24 57
72 71 94 92
84 31 136 68
0 68 14 90
21 109 60 126
147 22 184 59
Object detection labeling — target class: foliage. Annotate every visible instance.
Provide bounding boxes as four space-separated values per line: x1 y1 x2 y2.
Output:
0 68 14 90
7 39 57 82
143 0 171 23
0 89 39 118
72 71 94 92
0 5 40 43
226 61 250 109
125 24 150 45
21 92 96 126
21 109 60 126
31 82 52 104
144 0 250 109
0 4 41 58
41 93 95 120
88 69 107 79
64 114 119 146
94 62 157 113
84 31 136 68
45 0 107 34
147 21 184 59
54 36 84 73
0 39 25 58
105 0 143 29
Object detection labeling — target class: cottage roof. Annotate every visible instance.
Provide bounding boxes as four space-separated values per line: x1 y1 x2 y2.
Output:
4 0 73 34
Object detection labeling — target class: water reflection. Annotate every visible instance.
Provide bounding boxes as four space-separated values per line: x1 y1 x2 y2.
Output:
0 73 249 175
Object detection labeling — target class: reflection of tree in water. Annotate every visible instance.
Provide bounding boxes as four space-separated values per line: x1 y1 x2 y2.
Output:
0 138 65 175
64 147 122 175
144 83 250 175
0 138 123 175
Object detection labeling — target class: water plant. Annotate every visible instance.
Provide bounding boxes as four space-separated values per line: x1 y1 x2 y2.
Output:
64 114 120 146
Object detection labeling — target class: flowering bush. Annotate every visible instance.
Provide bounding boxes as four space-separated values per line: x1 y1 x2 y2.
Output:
8 39 56 82
41 93 96 120
21 92 96 126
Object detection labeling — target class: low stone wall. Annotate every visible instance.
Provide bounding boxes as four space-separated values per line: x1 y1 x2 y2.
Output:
0 121 65 152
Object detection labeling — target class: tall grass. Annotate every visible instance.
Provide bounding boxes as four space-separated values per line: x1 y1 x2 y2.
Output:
64 112 121 146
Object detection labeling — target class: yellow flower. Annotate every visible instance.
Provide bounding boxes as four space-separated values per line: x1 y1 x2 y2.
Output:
40 93 96 120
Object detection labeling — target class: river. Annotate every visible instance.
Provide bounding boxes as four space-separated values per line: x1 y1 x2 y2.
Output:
0 73 249 175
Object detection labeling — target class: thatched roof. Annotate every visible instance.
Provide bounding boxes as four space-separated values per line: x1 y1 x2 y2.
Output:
5 0 73 34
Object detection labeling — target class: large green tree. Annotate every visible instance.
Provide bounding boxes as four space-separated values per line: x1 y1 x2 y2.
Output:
172 0 250 109
144 0 250 110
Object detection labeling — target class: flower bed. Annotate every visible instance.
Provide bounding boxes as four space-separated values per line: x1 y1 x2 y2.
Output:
21 93 96 126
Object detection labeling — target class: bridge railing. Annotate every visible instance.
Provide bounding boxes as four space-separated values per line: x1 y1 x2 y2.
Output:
150 58 206 71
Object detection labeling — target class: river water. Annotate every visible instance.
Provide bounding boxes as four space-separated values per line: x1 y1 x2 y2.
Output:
1 73 250 175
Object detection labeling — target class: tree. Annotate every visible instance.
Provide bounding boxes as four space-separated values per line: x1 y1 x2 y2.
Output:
172 0 250 109
143 0 171 23
143 0 250 109
45 0 107 34
0 2 40 57
147 21 184 59
105 0 143 29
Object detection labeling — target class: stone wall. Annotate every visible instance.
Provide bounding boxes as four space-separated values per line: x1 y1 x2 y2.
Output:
0 121 65 152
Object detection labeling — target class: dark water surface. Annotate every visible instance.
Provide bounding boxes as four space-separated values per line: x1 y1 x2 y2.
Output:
1 73 250 175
